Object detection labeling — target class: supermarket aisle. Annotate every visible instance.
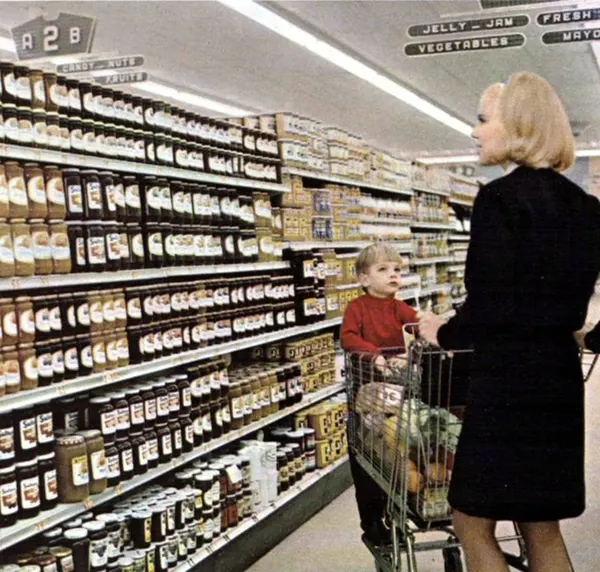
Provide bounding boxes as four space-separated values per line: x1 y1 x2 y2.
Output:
248 297 600 572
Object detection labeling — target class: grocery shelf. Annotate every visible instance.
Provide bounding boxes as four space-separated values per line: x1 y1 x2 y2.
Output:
0 383 346 551
283 167 413 197
411 221 454 230
173 455 349 572
0 262 291 293
285 241 413 253
449 197 475 208
0 143 289 193
448 234 470 242
412 185 451 198
410 256 452 266
450 173 479 185
420 284 452 297
398 288 420 301
360 215 412 225
0 318 343 413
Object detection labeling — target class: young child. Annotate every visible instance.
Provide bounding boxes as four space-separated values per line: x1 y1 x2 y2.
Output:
341 242 418 545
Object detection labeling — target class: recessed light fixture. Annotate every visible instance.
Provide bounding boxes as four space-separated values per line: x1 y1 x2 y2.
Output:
0 36 16 53
420 148 600 164
218 0 473 137
134 80 252 116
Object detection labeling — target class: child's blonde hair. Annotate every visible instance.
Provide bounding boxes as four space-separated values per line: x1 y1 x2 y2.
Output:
355 242 403 276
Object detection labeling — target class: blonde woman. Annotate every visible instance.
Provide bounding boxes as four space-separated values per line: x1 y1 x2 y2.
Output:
419 72 600 572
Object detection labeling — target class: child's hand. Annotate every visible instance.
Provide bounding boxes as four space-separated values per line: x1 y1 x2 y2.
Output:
374 355 387 371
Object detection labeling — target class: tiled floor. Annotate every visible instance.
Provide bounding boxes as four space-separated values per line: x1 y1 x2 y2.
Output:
247 297 600 572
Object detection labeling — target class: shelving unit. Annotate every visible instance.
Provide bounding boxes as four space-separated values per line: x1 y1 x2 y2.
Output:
0 143 290 193
1 383 346 550
284 167 413 197
448 234 470 242
412 185 450 198
0 317 343 413
285 240 413 252
410 256 452 266
0 261 291 294
449 197 475 208
410 221 454 231
174 456 349 572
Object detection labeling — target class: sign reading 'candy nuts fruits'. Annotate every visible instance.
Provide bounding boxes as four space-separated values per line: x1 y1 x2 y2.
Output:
404 33 526 56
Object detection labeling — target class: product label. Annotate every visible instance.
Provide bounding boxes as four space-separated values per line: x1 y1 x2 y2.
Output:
161 433 172 455
37 351 52 380
72 454 90 486
103 184 117 212
13 233 34 264
121 447 134 473
87 236 107 265
35 307 51 334
89 537 108 568
116 406 130 431
90 301 103 325
146 437 158 461
18 118 34 144
74 237 85 267
0 426 15 461
173 429 182 451
119 233 130 259
32 229 51 261
126 184 141 209
76 301 90 327
157 394 169 418
71 128 85 151
100 410 116 436
127 297 142 320
36 412 54 444
19 475 40 510
91 449 108 480
149 232 163 256
5 117 19 142
138 441 148 466
113 183 125 209
64 347 78 371
147 186 161 209
130 402 145 426
19 417 37 450
107 452 120 479
144 398 157 421
0 479 18 515
66 184 83 213
86 181 102 211
106 232 121 261
202 412 212 433
52 350 64 374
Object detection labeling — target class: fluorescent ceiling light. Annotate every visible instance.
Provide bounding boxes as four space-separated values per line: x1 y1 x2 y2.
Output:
135 80 251 116
0 37 16 53
575 149 600 158
219 0 472 137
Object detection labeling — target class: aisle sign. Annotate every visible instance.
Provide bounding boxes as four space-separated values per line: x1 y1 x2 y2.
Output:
408 15 529 37
92 71 148 86
11 12 95 60
542 27 600 44
537 8 600 25
404 33 525 56
56 55 145 74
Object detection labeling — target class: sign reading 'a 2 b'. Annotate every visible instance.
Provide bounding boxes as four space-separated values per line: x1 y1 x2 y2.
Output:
11 12 96 60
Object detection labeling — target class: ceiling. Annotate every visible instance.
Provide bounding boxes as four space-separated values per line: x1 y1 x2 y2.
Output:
0 0 598 158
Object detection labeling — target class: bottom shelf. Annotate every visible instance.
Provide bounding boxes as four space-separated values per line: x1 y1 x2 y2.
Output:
176 456 350 571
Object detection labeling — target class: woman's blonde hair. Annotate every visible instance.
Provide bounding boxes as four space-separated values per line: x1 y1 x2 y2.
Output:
355 242 403 276
489 72 575 171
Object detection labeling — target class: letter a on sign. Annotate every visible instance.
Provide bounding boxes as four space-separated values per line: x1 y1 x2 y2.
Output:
11 12 96 60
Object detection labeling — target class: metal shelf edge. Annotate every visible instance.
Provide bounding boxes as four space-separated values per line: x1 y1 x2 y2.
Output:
0 318 343 413
0 262 291 293
409 257 452 266
0 143 290 193
1 385 346 550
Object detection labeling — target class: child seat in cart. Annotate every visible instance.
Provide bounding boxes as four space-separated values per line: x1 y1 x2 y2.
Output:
345 336 530 572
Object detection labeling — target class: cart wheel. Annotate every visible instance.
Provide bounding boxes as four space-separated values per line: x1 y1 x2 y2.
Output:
443 547 464 572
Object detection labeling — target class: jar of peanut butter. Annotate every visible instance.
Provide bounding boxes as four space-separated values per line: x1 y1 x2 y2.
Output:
0 164 8 219
11 220 34 276
30 220 52 275
5 162 29 219
49 220 71 274
44 166 66 220
16 296 35 344
24 163 48 220
0 220 15 277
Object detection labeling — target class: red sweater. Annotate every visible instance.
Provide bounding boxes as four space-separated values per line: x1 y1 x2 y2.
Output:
341 294 418 354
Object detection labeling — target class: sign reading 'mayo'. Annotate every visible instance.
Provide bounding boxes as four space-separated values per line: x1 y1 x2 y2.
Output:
542 27 600 44
11 12 96 60
405 33 525 56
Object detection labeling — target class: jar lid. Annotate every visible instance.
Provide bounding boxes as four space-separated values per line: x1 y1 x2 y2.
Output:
49 547 72 558
63 527 88 540
109 392 126 399
56 435 85 446
83 520 106 532
89 396 111 404
96 512 118 524
124 388 140 396
20 566 42 572
118 558 133 567
17 106 32 112
64 518 83 529
79 429 102 440
0 465 15 474
38 452 56 461
16 459 38 468
131 510 151 519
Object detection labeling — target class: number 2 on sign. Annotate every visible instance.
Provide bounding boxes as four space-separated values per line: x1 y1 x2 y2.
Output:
43 26 59 52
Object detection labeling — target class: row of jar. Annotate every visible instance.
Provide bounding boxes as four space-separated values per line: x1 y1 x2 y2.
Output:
0 219 273 277
0 273 294 345
0 162 264 227
0 307 299 395
0 63 279 153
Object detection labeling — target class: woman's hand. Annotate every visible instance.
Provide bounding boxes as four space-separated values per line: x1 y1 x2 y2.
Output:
418 311 445 346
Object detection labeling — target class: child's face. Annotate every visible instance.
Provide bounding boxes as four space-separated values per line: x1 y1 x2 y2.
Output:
359 259 402 298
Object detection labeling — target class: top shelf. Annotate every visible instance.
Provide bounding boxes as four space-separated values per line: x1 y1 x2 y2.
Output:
0 143 290 193
449 197 475 208
283 167 413 197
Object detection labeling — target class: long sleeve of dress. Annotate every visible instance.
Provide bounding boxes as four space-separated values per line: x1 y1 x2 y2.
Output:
341 302 379 353
585 323 600 353
438 185 516 349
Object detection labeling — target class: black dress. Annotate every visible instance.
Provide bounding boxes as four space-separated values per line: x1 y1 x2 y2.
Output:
438 166 600 522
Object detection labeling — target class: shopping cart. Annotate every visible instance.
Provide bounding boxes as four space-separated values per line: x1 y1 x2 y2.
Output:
345 338 529 572
581 349 599 382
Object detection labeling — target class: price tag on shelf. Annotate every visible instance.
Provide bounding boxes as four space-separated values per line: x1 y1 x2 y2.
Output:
205 545 214 555
252 514 259 523
223 533 232 543
56 385 67 396
35 520 47 532
11 277 21 289
186 558 194 567
115 484 124 495
84 498 94 510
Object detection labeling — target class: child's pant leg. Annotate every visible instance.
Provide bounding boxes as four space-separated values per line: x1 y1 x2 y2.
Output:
349 449 385 532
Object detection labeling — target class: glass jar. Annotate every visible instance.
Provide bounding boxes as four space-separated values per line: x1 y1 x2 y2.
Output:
24 163 48 219
44 165 66 219
80 430 107 495
38 452 58 510
55 434 89 502
16 458 40 518
63 168 84 220
17 106 34 146
33 109 48 149
0 464 18 527
69 116 85 154
49 220 72 274
46 111 61 149
81 170 103 219
116 437 134 481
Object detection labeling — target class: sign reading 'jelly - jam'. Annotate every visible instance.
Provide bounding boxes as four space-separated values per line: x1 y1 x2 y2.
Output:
404 33 526 56
408 15 529 37
11 12 96 60
542 27 600 44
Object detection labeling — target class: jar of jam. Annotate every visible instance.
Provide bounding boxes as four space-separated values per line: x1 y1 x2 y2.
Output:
16 458 40 518
43 165 66 219
81 170 103 219
116 437 134 481
0 464 18 527
98 171 117 221
63 168 84 220
156 422 172 464
123 176 141 222
4 104 19 144
38 451 58 510
89 397 116 445
105 443 120 488
33 110 48 149
49 220 72 274
130 432 148 476
17 107 34 146
86 223 107 270
6 163 28 222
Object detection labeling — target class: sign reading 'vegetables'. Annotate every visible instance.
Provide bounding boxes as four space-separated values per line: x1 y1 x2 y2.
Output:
405 33 526 56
